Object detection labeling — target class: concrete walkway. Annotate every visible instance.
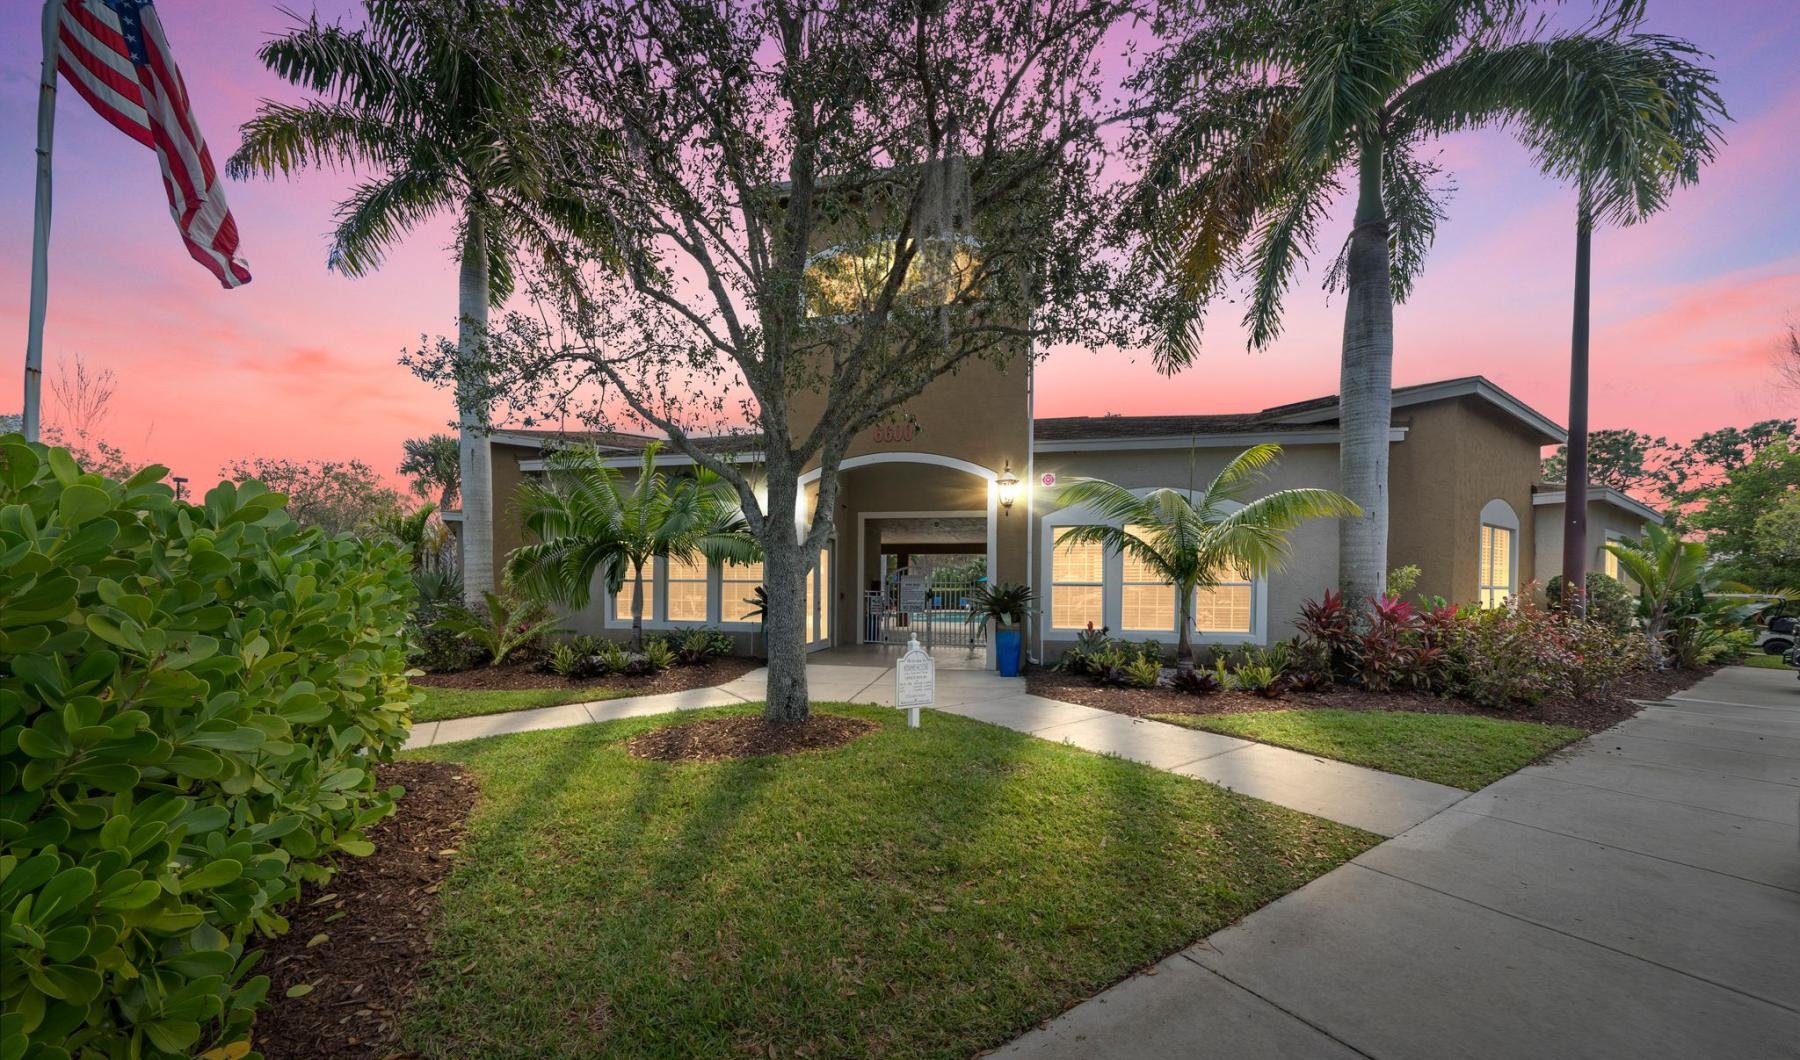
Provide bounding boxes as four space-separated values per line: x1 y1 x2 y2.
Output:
406 662 1465 836
998 665 1800 1059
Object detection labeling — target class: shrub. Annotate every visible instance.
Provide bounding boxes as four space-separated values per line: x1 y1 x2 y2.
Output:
406 569 479 672
548 642 584 677
671 627 734 664
1295 590 1358 680
1056 624 1112 675
1387 564 1422 596
642 638 676 673
1123 655 1163 689
593 641 630 675
1546 571 1637 636
1169 666 1223 695
1136 639 1167 665
1231 664 1284 697
1 439 414 1058
433 590 565 666
1442 596 1646 709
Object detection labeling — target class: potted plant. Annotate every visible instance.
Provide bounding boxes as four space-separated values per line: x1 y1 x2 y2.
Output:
967 581 1037 677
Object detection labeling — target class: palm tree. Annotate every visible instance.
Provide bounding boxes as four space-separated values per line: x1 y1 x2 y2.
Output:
399 433 461 510
1604 524 1754 669
507 444 761 651
365 502 446 571
1136 0 1720 612
1560 35 1724 615
1055 445 1359 670
228 0 615 607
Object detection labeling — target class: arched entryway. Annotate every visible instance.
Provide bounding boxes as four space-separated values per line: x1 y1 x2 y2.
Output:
801 453 999 667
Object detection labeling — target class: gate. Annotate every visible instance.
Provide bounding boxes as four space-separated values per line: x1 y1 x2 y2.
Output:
863 568 987 649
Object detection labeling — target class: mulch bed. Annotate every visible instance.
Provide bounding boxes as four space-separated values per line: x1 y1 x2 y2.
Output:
626 714 878 762
254 761 479 1060
1026 665 1712 733
412 654 762 694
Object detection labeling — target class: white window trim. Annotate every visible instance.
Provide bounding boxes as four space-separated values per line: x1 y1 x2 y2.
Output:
1478 499 1521 608
1039 490 1268 646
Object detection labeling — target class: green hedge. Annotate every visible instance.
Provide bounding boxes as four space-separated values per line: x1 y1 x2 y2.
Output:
1 438 416 1059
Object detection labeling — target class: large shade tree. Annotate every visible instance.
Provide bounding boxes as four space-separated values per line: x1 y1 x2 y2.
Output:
1055 445 1359 670
410 0 1139 720
228 0 615 606
1132 0 1720 611
508 445 761 650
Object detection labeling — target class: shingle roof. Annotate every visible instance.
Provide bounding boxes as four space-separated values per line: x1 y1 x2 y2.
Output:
1031 413 1320 441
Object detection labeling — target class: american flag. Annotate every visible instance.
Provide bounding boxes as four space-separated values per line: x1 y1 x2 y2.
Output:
54 0 251 288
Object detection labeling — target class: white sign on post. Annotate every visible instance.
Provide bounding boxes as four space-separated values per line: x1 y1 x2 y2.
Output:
895 635 935 729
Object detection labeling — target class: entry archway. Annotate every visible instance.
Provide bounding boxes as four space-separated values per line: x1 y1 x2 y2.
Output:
801 453 1000 666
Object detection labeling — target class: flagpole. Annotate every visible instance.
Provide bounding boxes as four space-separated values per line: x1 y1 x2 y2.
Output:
23 0 62 443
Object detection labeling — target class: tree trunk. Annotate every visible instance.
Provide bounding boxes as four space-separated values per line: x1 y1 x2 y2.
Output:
1175 587 1195 671
457 207 496 606
1561 195 1593 618
1337 137 1394 614
760 516 813 722
630 560 646 652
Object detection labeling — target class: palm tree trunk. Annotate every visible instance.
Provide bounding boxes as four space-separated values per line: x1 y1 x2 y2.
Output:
626 560 647 652
1175 587 1195 670
1338 136 1394 614
1561 194 1593 618
761 472 812 722
457 206 496 607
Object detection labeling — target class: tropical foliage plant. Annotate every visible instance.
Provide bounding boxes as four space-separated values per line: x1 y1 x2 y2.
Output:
1604 524 1745 668
1132 0 1724 608
965 581 1039 629
1055 445 1358 669
506 444 759 651
1 437 414 1058
433 590 565 666
230 0 619 605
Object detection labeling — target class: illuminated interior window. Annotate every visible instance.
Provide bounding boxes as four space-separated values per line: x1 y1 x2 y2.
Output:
666 554 709 623
722 559 763 623
1193 561 1253 634
804 236 982 317
1051 527 1104 629
614 557 658 622
1602 546 1621 581
1479 524 1515 608
1120 525 1173 631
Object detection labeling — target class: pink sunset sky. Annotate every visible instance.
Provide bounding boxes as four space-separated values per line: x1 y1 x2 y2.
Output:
2 0 1796 489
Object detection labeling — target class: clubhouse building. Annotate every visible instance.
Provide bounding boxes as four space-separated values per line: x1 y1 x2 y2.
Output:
451 367 1659 667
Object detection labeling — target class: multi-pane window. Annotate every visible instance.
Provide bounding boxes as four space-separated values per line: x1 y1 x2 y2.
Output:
614 558 658 622
1479 524 1515 608
666 554 709 622
1051 527 1104 629
722 559 763 623
1120 525 1173 631
1193 562 1254 634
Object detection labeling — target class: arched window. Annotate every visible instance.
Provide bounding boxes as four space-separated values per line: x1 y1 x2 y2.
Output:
1478 499 1520 608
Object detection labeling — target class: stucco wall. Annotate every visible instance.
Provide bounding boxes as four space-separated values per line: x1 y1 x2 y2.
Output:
1388 397 1543 605
1532 498 1654 591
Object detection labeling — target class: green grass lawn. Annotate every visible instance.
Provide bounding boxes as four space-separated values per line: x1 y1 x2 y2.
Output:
401 704 1375 1058
412 684 628 723
1739 653 1791 670
1155 709 1586 791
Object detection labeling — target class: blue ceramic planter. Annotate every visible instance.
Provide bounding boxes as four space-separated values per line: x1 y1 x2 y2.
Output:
995 628 1023 677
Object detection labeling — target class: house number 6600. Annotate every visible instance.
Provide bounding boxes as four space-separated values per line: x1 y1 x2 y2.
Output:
872 423 915 443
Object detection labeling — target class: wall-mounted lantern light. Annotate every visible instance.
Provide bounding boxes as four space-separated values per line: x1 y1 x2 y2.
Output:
996 462 1019 515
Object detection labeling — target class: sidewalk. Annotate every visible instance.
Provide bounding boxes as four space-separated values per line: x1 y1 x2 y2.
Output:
997 665 1800 1059
405 662 1465 836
